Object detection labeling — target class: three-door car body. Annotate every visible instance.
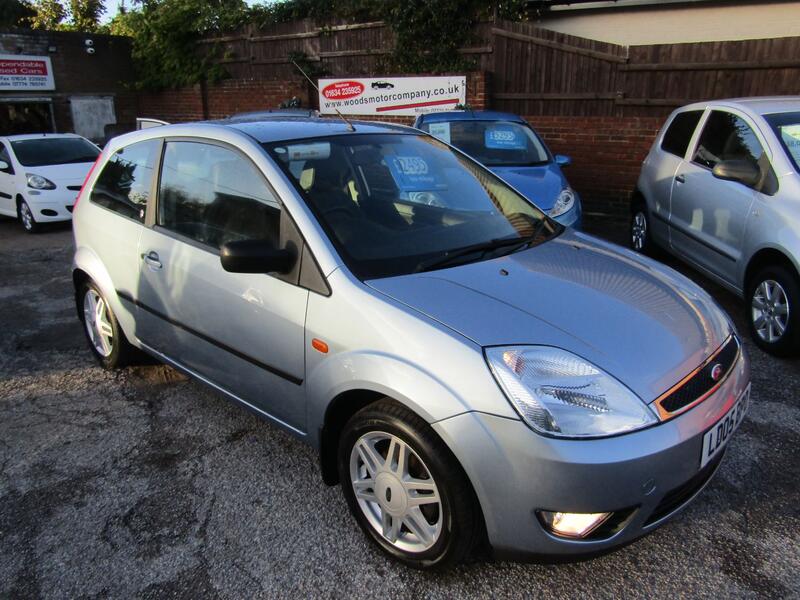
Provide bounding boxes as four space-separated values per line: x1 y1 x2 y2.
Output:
414 111 582 228
72 116 750 565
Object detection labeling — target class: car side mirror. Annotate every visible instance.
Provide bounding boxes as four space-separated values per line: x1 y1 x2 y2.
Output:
220 239 296 274
554 154 571 167
712 159 761 187
0 160 9 172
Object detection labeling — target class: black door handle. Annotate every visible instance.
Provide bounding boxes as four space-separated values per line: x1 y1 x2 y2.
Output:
675 174 686 184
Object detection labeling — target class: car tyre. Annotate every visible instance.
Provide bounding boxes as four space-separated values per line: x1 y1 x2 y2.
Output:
18 199 41 234
338 398 482 570
79 281 135 369
630 199 657 256
747 265 800 357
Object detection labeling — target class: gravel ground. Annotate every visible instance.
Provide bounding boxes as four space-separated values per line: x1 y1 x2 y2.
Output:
1 215 798 599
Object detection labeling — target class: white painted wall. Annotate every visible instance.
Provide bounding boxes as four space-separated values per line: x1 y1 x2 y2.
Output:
534 2 800 46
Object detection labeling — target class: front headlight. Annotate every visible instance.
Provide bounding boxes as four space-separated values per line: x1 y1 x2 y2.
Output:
26 174 56 190
549 188 575 218
485 346 657 438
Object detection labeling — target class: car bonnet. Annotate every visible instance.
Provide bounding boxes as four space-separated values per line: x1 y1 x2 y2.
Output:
366 229 732 403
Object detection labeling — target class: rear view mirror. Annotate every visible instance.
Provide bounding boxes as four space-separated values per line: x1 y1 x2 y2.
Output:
712 160 761 188
220 239 296 274
554 154 571 167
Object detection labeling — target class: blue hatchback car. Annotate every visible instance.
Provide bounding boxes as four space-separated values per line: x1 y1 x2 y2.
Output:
414 111 582 228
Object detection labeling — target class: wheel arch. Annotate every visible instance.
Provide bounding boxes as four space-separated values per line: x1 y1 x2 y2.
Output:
744 247 800 292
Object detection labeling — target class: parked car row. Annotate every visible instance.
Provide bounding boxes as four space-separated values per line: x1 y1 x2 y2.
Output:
71 111 750 569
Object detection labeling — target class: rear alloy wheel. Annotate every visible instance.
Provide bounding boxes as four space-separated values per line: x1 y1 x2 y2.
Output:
338 399 481 569
18 200 40 234
79 282 134 369
747 265 800 357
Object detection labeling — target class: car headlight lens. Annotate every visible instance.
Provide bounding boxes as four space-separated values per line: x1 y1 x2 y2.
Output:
26 174 56 190
485 346 657 438
549 187 575 218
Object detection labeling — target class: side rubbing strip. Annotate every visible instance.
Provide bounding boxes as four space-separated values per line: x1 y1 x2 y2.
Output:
116 290 303 386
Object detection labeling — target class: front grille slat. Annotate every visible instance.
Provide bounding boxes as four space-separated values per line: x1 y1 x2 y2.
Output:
654 335 739 420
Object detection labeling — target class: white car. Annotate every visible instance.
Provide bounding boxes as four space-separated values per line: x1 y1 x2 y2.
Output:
0 133 100 233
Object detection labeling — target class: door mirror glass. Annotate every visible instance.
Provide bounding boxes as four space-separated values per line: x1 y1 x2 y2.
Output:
554 154 571 167
220 239 296 274
712 159 761 187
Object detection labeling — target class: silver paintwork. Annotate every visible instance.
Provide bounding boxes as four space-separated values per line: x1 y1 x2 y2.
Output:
637 96 800 299
350 431 442 552
72 117 750 559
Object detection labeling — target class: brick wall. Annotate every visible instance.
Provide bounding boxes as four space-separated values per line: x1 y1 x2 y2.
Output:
136 78 310 122
526 116 663 218
136 72 488 126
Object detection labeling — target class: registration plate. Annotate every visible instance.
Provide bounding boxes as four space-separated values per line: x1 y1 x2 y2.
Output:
700 384 750 468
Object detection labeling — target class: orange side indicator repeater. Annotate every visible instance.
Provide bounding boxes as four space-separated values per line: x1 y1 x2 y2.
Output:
312 338 329 354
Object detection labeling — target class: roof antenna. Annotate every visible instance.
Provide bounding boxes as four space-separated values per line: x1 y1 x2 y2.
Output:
291 59 355 132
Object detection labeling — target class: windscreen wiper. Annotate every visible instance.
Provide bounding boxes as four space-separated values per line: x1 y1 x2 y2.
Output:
415 234 535 273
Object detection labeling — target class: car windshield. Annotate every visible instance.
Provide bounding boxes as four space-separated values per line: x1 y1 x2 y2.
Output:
764 111 800 173
11 137 99 167
419 119 550 167
266 133 560 280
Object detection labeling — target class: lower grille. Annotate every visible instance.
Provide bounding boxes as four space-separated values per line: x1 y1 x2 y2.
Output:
644 450 724 526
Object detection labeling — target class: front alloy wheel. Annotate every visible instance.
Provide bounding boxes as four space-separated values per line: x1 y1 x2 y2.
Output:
19 200 40 233
631 211 648 252
350 431 443 553
338 399 482 569
747 265 800 357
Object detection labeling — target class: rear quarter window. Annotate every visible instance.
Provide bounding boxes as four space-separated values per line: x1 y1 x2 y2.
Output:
661 110 703 158
90 139 161 223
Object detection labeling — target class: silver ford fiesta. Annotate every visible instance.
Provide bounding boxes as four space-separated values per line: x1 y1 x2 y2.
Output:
72 115 750 569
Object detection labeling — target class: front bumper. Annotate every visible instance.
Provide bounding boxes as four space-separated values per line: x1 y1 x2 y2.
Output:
432 347 749 559
24 188 80 223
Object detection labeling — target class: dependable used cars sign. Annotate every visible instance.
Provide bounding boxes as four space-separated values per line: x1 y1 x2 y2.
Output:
318 76 467 116
0 53 55 91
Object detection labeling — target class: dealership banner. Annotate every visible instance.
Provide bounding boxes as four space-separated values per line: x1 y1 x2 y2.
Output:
318 76 467 117
0 54 55 91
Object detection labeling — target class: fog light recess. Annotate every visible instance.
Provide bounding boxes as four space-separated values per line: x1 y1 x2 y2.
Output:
538 510 612 539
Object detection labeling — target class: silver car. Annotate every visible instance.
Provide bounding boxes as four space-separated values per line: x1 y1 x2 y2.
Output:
72 116 750 569
631 97 800 356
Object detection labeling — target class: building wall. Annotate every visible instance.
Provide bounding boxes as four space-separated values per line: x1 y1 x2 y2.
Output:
533 1 800 46
0 29 135 139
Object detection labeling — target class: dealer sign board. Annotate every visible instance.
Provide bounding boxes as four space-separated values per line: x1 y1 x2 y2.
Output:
318 76 466 117
0 54 55 91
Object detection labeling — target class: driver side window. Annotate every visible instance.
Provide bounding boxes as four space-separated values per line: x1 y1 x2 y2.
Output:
692 111 765 171
158 141 280 249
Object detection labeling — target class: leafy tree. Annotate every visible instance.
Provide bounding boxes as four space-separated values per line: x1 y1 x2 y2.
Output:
0 0 35 28
110 0 249 89
27 0 68 30
68 0 105 31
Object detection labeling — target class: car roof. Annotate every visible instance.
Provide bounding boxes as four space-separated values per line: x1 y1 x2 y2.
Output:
1 133 85 142
416 110 527 124
679 96 800 116
207 115 416 143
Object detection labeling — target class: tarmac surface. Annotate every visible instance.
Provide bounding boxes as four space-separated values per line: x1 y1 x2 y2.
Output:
1 215 798 599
